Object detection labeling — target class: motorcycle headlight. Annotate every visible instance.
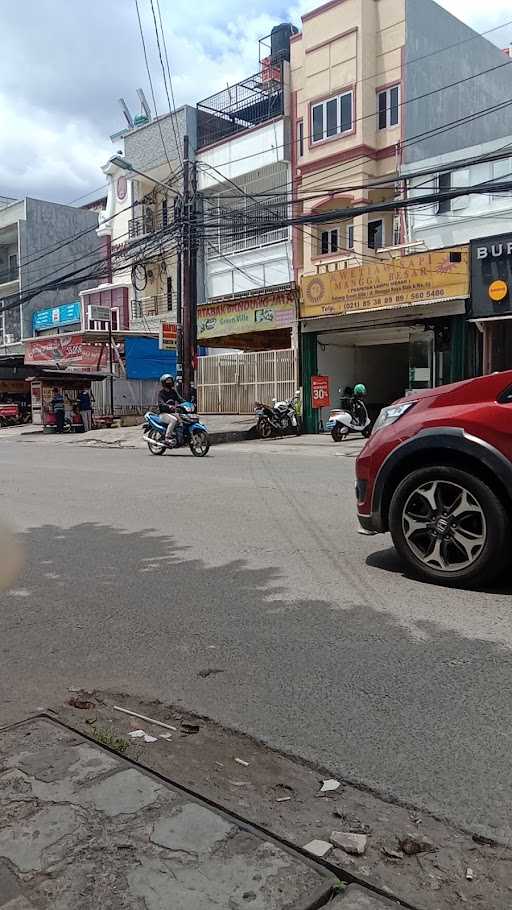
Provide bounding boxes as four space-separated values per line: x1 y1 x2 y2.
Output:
372 401 416 434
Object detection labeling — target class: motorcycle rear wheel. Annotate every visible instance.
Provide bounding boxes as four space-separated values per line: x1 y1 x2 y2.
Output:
147 429 166 455
189 430 210 456
257 418 272 439
331 425 348 442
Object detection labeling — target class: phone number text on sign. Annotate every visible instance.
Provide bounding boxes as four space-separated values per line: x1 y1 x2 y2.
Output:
311 375 330 409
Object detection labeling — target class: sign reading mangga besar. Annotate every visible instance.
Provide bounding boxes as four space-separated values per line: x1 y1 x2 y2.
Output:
301 247 470 318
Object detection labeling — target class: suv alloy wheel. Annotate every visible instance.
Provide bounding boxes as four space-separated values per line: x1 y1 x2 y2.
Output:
389 465 510 587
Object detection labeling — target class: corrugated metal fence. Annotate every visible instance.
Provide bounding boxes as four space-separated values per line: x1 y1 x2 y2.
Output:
92 379 159 416
197 349 296 414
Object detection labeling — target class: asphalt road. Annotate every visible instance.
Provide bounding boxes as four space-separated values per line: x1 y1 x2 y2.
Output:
1 434 511 840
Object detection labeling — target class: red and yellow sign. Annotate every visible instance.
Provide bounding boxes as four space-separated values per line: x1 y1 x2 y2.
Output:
301 247 469 318
24 334 109 371
311 375 330 409
159 322 178 350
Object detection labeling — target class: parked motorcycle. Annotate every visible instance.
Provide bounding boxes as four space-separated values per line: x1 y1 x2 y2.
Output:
327 386 372 441
254 394 302 439
142 402 210 457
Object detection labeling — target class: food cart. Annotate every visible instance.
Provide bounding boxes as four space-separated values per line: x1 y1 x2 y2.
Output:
28 371 109 432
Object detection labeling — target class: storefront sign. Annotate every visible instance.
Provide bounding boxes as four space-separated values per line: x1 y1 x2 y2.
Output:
489 280 508 302
198 295 295 340
311 375 330 409
24 333 109 372
32 301 81 332
159 322 178 350
301 248 469 318
88 305 111 322
471 233 512 318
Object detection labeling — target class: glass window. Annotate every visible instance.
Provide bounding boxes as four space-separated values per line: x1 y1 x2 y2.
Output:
368 220 383 250
326 99 337 137
492 158 512 197
437 172 451 213
312 105 324 142
347 225 354 249
340 93 352 133
389 85 399 126
330 229 338 252
377 85 400 129
298 120 304 157
311 92 353 143
321 231 329 255
378 91 387 130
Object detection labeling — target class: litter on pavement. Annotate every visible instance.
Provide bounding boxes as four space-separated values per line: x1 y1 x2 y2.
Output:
234 757 249 766
320 779 341 793
304 840 333 858
330 831 368 856
466 868 474 881
113 704 178 732
128 729 158 743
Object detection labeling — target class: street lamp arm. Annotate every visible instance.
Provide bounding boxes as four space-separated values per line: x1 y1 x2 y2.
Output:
109 156 182 196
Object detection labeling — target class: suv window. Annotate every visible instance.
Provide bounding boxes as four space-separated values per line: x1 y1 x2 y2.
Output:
498 384 512 403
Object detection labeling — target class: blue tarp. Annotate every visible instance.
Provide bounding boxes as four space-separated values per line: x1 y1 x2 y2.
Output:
125 336 177 380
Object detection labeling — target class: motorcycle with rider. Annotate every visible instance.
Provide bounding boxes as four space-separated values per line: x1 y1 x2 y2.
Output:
142 374 210 456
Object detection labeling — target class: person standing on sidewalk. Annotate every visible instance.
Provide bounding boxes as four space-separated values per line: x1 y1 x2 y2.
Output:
78 389 94 432
51 388 65 434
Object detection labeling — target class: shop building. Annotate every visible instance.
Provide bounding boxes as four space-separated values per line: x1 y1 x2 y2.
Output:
96 102 198 335
470 232 512 373
0 196 102 352
290 0 512 429
300 246 470 430
195 25 297 356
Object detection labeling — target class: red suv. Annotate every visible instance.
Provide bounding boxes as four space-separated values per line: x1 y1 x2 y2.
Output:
356 370 512 587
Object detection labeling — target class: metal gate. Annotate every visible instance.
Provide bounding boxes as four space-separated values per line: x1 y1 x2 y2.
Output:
197 349 296 414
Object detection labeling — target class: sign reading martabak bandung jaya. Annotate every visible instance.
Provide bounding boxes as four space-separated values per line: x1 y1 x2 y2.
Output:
197 294 295 340
301 247 470 318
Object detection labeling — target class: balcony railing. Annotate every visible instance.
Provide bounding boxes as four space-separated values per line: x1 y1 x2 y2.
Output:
0 267 18 285
131 294 172 319
197 64 284 149
128 207 168 240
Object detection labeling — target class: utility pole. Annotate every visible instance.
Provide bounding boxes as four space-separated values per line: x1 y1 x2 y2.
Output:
107 316 114 417
176 244 182 385
181 134 192 399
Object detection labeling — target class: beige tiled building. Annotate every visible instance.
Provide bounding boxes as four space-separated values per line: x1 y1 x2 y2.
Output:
291 0 404 280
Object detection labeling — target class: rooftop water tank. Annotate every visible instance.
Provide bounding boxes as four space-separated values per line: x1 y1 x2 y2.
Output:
134 113 149 127
270 23 298 62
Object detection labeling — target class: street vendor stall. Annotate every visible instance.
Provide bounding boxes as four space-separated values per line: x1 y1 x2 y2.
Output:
27 370 109 432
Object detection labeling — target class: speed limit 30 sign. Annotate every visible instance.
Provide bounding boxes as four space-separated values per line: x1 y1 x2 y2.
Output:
311 375 330 409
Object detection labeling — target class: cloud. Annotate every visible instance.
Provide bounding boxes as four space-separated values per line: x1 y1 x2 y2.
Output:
0 0 511 203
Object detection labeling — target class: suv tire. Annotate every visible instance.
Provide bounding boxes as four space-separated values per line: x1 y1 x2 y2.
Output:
389 465 510 587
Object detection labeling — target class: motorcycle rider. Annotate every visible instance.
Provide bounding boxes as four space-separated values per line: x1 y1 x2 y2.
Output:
158 374 183 445
352 383 368 425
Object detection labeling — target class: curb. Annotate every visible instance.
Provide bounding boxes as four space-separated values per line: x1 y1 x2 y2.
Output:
209 427 256 445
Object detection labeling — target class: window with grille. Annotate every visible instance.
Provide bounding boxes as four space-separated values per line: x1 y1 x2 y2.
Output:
206 163 289 258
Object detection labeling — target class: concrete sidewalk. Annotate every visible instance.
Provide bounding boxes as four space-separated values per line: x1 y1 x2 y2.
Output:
0 716 337 909
0 414 257 447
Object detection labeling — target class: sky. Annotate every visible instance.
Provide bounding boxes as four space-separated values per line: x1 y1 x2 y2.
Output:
0 0 510 206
